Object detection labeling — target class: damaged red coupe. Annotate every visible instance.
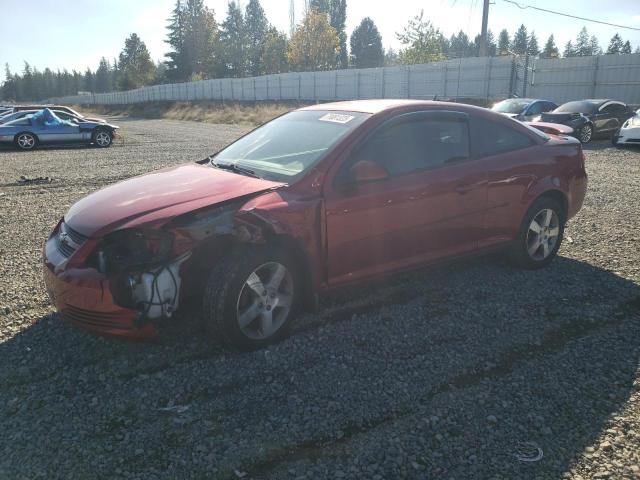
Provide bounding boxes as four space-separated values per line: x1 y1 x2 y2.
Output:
44 100 587 349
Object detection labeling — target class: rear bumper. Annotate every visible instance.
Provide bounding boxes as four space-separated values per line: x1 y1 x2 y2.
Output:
43 235 156 339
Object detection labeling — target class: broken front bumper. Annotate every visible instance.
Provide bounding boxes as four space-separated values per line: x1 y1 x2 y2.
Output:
43 231 156 339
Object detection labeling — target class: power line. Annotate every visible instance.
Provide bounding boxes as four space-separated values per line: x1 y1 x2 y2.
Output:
501 0 640 32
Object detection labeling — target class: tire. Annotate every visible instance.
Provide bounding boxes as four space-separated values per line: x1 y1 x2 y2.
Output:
577 124 592 144
202 246 300 350
14 132 37 151
612 130 621 148
92 128 113 148
510 196 565 270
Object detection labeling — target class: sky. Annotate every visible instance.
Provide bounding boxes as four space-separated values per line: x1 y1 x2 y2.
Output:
1 0 639 83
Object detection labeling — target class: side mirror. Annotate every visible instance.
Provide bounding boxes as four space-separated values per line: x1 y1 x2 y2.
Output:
349 160 389 183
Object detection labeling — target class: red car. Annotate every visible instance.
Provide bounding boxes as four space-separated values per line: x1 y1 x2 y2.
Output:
43 100 587 349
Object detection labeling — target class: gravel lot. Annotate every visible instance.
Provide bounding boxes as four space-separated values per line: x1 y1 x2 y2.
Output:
0 117 639 480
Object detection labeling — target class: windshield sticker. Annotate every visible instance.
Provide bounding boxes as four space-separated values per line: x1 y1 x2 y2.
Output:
319 113 355 124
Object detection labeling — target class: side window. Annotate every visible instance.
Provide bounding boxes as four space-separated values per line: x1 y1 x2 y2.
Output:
600 104 622 114
542 102 556 113
526 102 543 115
347 114 470 178
474 120 534 157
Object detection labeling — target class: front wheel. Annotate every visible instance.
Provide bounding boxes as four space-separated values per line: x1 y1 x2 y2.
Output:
510 197 565 269
93 129 113 148
15 132 37 151
577 124 592 144
202 247 299 350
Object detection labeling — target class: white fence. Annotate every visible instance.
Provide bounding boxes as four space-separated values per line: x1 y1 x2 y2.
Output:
48 53 640 106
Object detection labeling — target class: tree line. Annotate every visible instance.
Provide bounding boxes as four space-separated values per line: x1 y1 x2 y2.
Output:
2 0 639 101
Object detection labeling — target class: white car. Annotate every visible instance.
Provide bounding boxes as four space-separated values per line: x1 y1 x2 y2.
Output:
613 108 640 147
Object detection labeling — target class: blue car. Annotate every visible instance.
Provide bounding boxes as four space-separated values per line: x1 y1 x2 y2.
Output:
491 98 558 122
0 108 119 150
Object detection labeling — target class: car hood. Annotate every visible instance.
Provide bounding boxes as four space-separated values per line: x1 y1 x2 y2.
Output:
65 163 285 237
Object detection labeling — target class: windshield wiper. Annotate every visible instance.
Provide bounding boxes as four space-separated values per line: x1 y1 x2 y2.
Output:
210 160 261 179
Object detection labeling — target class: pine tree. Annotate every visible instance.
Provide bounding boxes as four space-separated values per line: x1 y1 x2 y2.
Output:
288 11 340 71
329 0 347 68
607 33 624 54
449 31 473 58
575 27 590 56
219 1 247 77
622 40 632 54
165 0 188 80
118 33 156 90
541 34 559 58
527 31 540 57
589 35 601 55
487 30 497 56
260 28 289 74
511 24 528 55
563 40 575 57
83 68 95 92
95 57 111 93
396 10 445 64
350 17 384 68
497 29 510 55
244 0 269 76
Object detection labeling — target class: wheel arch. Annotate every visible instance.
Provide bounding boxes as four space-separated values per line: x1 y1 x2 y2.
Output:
527 189 569 223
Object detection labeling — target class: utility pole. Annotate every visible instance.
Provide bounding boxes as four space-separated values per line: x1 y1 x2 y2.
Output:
289 0 295 37
479 0 490 57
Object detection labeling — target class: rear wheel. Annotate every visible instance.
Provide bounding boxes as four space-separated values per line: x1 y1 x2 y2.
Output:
510 197 565 269
577 124 592 144
202 246 299 350
93 129 113 148
14 132 37 151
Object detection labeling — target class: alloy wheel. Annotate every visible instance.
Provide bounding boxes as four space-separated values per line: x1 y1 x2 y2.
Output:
526 208 560 261
17 133 35 150
579 125 592 143
95 131 111 147
236 262 294 340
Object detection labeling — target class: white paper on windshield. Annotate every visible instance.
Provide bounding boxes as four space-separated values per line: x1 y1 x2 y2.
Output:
318 113 355 124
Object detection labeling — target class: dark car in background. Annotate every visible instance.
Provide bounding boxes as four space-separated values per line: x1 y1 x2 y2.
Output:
491 98 558 122
541 99 634 143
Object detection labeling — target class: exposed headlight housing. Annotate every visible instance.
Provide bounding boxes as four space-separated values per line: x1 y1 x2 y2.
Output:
630 117 640 127
93 228 174 273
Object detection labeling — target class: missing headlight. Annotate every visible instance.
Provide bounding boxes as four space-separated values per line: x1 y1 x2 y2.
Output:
92 228 174 273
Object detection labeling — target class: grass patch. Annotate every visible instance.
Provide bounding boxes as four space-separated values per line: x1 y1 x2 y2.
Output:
76 101 312 126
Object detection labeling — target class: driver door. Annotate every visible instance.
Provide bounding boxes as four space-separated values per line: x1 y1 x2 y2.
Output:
324 110 487 287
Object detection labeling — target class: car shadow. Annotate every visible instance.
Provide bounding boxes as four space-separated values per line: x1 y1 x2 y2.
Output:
0 256 638 478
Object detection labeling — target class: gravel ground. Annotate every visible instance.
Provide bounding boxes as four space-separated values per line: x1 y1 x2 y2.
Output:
0 117 639 480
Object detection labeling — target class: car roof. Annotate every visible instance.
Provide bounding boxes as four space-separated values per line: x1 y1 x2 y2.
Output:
298 99 487 115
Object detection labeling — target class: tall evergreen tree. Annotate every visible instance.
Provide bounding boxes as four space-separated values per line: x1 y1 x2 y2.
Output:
95 57 111 92
83 68 95 92
511 24 528 55
589 35 601 55
575 27 590 56
541 34 559 58
396 10 445 64
165 0 188 80
563 40 575 57
607 33 624 54
497 29 510 55
244 0 269 76
486 30 497 56
527 31 540 57
329 0 347 68
219 1 247 77
622 40 632 54
350 17 384 68
118 33 156 90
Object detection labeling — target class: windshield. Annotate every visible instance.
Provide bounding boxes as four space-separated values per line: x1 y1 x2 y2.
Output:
66 107 84 118
212 110 370 182
492 99 530 114
555 101 598 114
